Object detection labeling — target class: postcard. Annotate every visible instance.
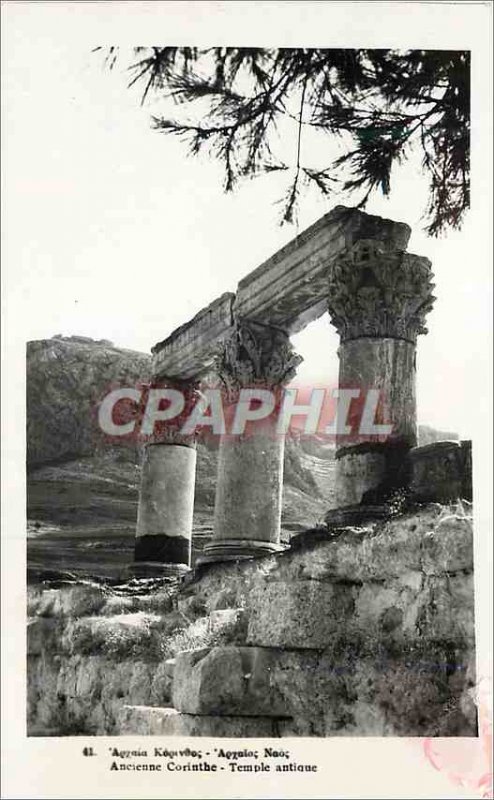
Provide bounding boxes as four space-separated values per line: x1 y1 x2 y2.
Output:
2 1 492 798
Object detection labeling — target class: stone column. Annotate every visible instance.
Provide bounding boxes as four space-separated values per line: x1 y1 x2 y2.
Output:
133 379 199 577
199 320 301 564
327 239 435 507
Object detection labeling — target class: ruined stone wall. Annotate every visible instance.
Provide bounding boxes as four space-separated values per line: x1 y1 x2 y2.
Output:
28 502 476 738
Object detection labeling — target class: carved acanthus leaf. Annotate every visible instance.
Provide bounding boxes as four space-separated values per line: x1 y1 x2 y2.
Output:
214 319 302 397
147 377 201 446
327 240 436 343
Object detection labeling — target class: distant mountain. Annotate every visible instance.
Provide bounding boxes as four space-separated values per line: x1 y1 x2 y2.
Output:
27 336 152 467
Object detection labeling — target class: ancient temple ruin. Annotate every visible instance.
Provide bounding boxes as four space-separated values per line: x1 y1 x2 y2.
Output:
133 205 470 576
27 205 476 739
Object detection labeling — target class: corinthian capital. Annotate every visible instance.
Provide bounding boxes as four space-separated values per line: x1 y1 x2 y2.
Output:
327 240 436 343
146 377 201 447
215 319 302 397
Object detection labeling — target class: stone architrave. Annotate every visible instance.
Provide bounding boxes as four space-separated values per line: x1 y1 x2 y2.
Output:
327 239 435 507
152 293 235 380
150 208 411 381
134 378 200 576
199 319 302 564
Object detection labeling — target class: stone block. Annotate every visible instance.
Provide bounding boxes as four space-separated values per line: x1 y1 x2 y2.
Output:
353 584 403 636
420 513 474 575
413 573 475 643
27 617 58 655
172 646 289 716
28 585 108 619
209 608 243 631
117 705 279 736
242 517 474 650
62 612 164 658
172 646 353 727
280 505 473 584
94 659 155 707
349 652 476 736
246 580 354 648
409 441 464 502
277 647 476 737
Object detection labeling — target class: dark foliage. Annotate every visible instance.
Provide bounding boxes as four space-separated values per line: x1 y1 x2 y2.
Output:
96 47 470 235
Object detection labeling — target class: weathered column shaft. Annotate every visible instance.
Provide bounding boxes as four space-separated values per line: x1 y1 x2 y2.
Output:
135 443 196 567
208 419 284 560
327 239 435 507
337 337 417 446
134 379 198 576
199 320 301 564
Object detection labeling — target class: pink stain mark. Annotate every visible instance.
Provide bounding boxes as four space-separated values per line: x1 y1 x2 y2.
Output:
423 678 493 798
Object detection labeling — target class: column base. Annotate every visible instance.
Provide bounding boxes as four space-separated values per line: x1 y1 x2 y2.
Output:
334 441 412 507
334 448 387 507
128 561 191 579
324 504 391 528
197 539 285 566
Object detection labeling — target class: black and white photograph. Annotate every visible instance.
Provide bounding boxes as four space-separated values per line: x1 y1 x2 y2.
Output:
2 2 492 799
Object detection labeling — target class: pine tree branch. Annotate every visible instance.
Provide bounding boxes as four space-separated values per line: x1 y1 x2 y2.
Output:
99 46 470 236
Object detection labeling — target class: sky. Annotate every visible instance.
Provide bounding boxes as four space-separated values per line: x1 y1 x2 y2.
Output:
4 14 492 438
